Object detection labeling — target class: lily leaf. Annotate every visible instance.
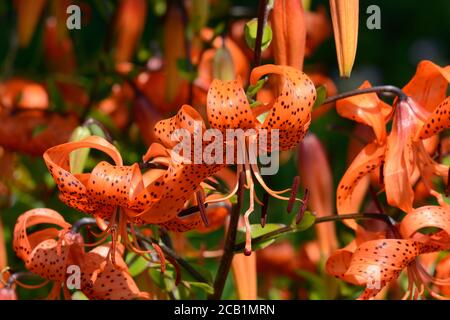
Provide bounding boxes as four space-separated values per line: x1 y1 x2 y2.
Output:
312 85 327 109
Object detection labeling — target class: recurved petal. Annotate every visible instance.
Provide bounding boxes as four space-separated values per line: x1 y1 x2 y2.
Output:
250 64 316 150
13 208 70 260
417 97 450 140
154 104 206 149
337 142 385 229
206 77 256 132
400 205 450 239
81 243 149 300
336 81 391 142
43 136 124 218
345 239 424 299
402 60 450 113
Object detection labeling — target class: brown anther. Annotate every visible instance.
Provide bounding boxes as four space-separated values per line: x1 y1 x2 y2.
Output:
295 188 309 224
287 176 300 213
196 191 209 227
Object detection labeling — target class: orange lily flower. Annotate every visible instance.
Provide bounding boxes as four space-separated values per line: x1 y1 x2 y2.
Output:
327 205 450 299
13 208 149 300
337 61 450 219
13 208 84 299
206 64 316 253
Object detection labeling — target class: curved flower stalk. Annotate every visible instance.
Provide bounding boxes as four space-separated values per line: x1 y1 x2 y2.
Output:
337 61 450 220
326 205 450 299
206 64 316 254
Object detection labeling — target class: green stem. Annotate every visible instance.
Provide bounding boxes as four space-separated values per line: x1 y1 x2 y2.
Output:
208 171 245 300
322 85 407 105
233 212 397 252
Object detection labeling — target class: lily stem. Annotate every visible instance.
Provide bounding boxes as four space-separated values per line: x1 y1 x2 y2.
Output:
253 0 269 67
322 85 408 105
233 212 397 252
208 171 245 300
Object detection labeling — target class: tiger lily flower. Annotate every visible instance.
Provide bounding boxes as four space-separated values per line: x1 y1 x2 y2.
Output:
326 205 450 299
337 61 450 220
206 64 316 254
13 208 149 300
13 208 85 299
44 121 223 251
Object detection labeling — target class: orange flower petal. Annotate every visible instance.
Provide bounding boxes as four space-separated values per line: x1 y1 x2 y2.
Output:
13 209 77 281
337 142 385 229
384 101 417 213
207 77 256 132
336 81 391 143
417 97 450 140
400 205 450 239
80 243 149 300
345 239 428 299
402 60 450 113
250 64 316 150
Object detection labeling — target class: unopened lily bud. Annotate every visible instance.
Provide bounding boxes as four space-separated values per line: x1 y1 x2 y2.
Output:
329 0 359 77
16 0 47 47
270 0 306 70
213 47 236 81
298 134 338 255
114 0 148 63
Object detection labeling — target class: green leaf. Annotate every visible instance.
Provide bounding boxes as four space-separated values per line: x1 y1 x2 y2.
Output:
246 78 267 98
244 18 272 52
182 281 214 295
31 124 47 137
312 86 327 109
69 126 92 174
177 58 198 82
236 223 286 252
127 253 149 277
291 211 316 231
